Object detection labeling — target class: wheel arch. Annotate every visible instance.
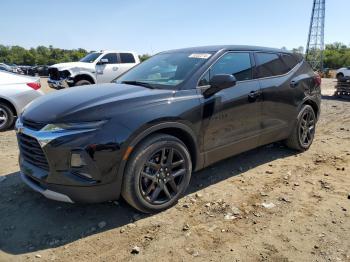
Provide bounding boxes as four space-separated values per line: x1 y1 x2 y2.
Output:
127 122 201 171
0 97 17 116
302 99 319 120
73 74 95 85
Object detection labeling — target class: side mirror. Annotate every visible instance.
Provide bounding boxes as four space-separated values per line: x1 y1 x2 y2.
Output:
98 58 109 65
203 74 237 98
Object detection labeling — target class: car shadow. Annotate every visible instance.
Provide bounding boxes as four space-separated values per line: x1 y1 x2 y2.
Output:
322 94 350 102
0 142 296 255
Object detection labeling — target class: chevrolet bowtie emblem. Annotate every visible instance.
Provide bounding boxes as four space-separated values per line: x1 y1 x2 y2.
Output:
17 127 24 134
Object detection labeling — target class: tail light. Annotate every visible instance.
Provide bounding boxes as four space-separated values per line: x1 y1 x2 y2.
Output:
314 74 321 86
27 82 41 90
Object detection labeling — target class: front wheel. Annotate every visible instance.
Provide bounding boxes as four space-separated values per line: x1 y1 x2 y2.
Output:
75 79 92 86
122 134 192 213
285 105 316 151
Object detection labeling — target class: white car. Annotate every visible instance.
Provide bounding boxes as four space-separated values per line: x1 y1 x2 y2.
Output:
0 71 44 131
336 67 350 80
47 50 140 89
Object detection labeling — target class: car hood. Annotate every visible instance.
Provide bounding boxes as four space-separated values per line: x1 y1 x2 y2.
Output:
22 83 175 123
50 62 94 71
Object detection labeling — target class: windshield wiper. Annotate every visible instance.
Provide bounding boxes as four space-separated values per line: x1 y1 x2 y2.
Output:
121 81 155 89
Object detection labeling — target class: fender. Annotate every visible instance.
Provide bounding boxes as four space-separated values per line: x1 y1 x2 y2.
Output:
0 95 19 116
298 97 320 120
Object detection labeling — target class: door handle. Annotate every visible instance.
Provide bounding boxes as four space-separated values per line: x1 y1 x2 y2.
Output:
290 80 299 88
248 90 262 100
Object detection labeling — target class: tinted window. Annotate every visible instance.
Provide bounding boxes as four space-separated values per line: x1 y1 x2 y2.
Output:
255 53 290 78
120 53 136 63
80 52 102 63
198 71 210 86
280 54 298 70
100 53 118 64
210 53 252 81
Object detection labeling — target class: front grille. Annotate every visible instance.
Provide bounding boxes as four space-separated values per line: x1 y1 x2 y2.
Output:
48 68 60 80
22 118 46 131
18 133 49 171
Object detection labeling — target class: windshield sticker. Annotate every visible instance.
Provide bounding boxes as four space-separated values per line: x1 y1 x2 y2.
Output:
189 53 212 59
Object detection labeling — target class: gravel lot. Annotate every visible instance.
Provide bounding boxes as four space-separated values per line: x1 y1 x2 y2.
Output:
0 79 349 262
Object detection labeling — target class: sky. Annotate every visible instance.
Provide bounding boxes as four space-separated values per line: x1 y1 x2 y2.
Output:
0 0 348 55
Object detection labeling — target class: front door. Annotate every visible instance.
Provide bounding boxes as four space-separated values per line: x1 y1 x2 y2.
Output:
96 53 119 83
199 52 262 166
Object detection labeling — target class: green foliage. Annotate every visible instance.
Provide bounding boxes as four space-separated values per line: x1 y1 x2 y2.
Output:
139 54 151 62
2 42 350 69
323 42 350 69
0 45 88 66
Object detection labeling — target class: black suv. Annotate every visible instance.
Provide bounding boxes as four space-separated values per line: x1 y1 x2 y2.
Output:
16 46 321 213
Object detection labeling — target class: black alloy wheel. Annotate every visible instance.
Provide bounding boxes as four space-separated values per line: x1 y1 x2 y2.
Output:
140 147 186 205
298 107 316 148
122 134 192 213
285 104 316 151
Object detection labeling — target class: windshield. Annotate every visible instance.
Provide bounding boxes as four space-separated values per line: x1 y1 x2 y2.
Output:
115 52 214 89
80 52 102 63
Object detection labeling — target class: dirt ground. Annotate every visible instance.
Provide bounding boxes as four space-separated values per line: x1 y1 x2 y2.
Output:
0 79 349 262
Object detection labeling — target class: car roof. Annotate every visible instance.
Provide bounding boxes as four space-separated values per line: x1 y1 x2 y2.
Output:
99 50 137 54
162 45 292 54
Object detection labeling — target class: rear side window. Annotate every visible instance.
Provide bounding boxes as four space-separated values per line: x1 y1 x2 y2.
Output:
255 53 289 78
210 52 253 81
119 53 136 63
280 54 299 70
101 53 118 64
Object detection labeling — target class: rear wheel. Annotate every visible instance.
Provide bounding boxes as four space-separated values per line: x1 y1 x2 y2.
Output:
336 73 344 81
75 79 92 86
285 105 316 151
0 103 15 132
122 134 192 213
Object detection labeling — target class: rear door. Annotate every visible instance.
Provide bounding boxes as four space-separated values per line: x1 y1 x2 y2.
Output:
96 53 119 83
199 52 262 165
254 52 300 145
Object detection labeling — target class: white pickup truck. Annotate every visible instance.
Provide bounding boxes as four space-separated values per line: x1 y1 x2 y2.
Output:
47 50 140 89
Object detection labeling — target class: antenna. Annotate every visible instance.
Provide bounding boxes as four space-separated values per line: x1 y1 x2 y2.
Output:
306 0 326 71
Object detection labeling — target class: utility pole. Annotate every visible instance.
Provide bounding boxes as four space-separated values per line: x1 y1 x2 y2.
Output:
306 0 326 71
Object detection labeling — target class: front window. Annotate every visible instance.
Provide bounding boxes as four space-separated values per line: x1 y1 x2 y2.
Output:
115 52 213 89
100 53 118 64
80 52 102 63
198 52 253 86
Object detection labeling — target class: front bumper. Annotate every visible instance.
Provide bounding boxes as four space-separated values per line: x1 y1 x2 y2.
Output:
16 118 126 203
47 78 73 89
20 172 73 203
20 160 122 203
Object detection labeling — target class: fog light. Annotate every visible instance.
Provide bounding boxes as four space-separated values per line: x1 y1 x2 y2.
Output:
71 152 85 167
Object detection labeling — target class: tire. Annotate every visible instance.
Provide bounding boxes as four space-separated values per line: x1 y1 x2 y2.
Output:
122 134 192 213
285 105 316 151
0 103 15 132
75 80 92 86
336 73 344 81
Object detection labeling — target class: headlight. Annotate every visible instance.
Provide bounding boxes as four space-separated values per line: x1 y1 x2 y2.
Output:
41 120 107 132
